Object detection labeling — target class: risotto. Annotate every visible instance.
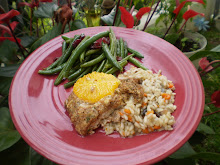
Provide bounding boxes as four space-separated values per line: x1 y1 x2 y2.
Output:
102 67 176 137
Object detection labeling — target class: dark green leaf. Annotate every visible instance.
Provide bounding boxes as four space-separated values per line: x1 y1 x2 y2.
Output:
20 36 37 48
165 157 196 165
169 142 196 159
189 50 220 61
0 139 30 165
191 152 220 162
31 148 57 165
0 95 8 107
34 3 58 18
0 77 12 96
30 24 62 52
0 107 21 151
0 40 18 64
188 132 206 146
196 122 215 134
71 19 86 31
0 64 20 77
164 33 180 45
204 104 212 113
114 9 122 27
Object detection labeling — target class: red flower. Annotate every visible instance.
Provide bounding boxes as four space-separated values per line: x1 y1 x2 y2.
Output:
0 21 19 36
211 91 220 108
18 0 39 9
119 7 134 28
173 0 205 15
183 9 204 21
0 9 20 24
199 57 213 72
136 7 151 21
40 0 53 2
175 0 180 6
0 37 21 44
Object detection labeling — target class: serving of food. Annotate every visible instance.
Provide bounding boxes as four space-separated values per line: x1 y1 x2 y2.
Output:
9 27 204 165
65 68 176 137
38 28 176 137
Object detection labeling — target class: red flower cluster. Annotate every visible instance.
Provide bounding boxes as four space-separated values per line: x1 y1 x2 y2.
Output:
119 6 151 28
199 57 213 72
175 0 205 33
173 0 204 15
211 91 220 108
0 10 21 44
18 0 52 8
182 9 204 22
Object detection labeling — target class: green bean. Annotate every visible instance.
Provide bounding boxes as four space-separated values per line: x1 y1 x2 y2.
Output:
45 57 62 70
116 39 120 56
105 54 134 74
102 42 122 71
58 35 80 65
85 49 101 56
127 47 144 58
62 41 67 55
62 36 70 41
69 64 80 75
105 60 127 74
54 68 65 86
61 36 90 77
38 63 66 75
109 28 117 57
96 60 106 72
63 31 110 77
68 67 86 81
128 57 148 70
64 67 92 89
92 64 99 72
124 40 128 57
119 38 125 58
80 53 105 68
80 51 86 63
101 60 109 73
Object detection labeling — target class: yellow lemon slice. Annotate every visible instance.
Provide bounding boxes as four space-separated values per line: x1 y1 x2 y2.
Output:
73 72 120 103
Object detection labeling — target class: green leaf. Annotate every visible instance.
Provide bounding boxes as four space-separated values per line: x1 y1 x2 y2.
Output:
0 139 30 165
30 24 62 52
196 122 215 134
211 44 220 52
169 142 196 159
101 7 116 26
189 50 220 61
165 157 196 165
0 64 20 77
34 3 58 18
191 152 220 162
0 107 21 152
204 104 212 113
0 77 12 96
114 9 122 27
20 35 37 48
31 148 57 165
0 40 19 64
71 19 86 31
165 33 180 45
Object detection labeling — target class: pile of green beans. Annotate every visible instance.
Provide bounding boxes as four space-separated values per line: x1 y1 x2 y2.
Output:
38 28 147 88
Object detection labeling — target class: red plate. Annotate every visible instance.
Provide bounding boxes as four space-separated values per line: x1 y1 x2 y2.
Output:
9 27 204 164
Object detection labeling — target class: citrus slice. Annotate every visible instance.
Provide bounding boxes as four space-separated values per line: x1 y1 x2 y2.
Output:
73 72 121 103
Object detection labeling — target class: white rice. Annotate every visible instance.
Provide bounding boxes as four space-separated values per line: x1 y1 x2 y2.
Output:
102 67 176 137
